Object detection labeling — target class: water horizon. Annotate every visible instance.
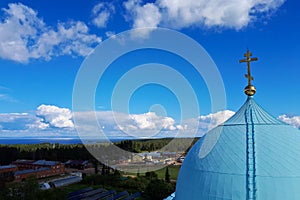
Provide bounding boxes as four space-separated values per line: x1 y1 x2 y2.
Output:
0 137 130 145
0 136 183 145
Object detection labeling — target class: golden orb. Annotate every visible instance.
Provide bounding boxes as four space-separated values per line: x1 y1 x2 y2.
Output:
244 85 256 96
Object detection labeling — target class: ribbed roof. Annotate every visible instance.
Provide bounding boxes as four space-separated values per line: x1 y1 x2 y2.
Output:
176 97 300 200
0 165 17 170
15 167 50 175
33 160 59 166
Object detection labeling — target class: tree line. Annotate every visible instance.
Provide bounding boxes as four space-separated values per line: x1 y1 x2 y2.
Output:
116 138 199 153
0 138 199 165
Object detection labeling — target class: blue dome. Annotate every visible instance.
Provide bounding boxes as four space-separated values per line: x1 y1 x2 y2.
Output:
176 97 300 200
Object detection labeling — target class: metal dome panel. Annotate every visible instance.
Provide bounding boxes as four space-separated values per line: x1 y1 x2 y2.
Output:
176 97 300 200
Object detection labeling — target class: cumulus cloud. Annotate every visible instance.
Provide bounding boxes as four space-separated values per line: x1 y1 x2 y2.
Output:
2 105 300 139
0 112 47 131
0 113 29 123
26 118 49 130
180 110 235 137
119 112 176 131
73 109 235 139
0 105 236 138
36 105 74 128
124 0 161 38
278 115 300 129
73 111 181 138
124 0 285 35
0 3 101 63
0 105 75 132
0 109 77 138
92 2 115 28
198 110 235 130
34 21 101 59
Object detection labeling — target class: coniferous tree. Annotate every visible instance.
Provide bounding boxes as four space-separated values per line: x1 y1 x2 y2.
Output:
101 164 106 175
92 160 99 174
165 167 170 183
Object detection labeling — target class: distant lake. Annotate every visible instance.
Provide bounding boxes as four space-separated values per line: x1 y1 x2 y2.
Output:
0 137 130 145
0 136 181 145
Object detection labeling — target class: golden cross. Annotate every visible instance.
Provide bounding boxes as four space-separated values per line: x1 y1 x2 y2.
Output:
239 49 258 86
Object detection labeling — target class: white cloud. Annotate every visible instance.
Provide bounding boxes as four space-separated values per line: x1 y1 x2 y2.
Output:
92 3 115 28
0 112 49 131
278 115 300 129
0 113 29 123
2 106 300 139
36 104 74 128
73 109 235 138
124 0 285 33
181 110 235 137
198 110 235 130
0 106 235 138
124 0 161 38
122 112 177 131
26 117 49 130
0 3 101 63
0 108 76 138
0 3 42 62
73 111 181 138
36 21 101 58
13 106 300 139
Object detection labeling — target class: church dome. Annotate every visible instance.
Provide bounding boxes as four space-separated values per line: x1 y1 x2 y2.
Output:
175 50 300 200
176 96 300 199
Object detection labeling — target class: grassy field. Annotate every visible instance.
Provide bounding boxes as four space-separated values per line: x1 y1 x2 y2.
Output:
124 165 181 180
60 165 181 191
155 165 181 180
58 165 180 199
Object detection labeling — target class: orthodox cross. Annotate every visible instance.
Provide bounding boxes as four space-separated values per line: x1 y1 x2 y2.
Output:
239 49 258 86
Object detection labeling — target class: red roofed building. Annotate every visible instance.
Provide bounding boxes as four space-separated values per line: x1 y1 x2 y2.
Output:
10 159 65 182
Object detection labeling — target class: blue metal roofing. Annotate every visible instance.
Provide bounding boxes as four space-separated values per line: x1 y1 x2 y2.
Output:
67 187 93 199
15 167 50 175
176 97 300 200
33 160 59 166
0 165 17 170
51 176 82 187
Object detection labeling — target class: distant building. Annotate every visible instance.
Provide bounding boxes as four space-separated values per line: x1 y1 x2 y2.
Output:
65 160 89 169
12 160 35 170
0 165 18 174
14 167 53 181
49 175 82 188
10 159 65 182
32 160 64 173
13 159 64 172
131 154 144 163
0 165 18 182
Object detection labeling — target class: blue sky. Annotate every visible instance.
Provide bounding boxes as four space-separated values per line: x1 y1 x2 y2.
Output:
0 0 299 139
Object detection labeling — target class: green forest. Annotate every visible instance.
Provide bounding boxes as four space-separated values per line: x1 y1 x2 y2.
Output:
0 138 199 199
0 138 199 165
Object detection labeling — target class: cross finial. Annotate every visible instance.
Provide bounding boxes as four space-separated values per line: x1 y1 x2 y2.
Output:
239 49 258 96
